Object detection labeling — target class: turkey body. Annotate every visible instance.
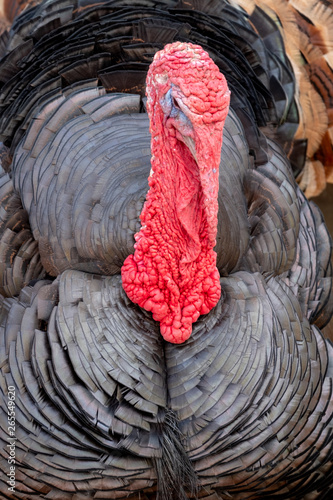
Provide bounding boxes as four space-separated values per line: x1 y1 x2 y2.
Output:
0 1 333 499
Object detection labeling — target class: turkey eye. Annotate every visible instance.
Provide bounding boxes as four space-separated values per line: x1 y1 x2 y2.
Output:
172 97 181 110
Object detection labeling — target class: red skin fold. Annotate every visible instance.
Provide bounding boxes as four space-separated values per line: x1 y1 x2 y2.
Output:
121 42 230 343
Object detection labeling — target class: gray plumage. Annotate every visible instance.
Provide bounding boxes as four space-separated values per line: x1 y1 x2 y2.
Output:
0 1 332 499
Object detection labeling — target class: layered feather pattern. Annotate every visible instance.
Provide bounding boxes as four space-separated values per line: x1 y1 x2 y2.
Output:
0 1 332 499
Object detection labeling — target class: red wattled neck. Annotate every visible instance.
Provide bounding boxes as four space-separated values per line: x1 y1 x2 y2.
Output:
121 42 229 343
149 119 206 265
121 107 222 343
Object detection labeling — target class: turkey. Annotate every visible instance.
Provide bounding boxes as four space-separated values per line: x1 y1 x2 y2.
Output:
0 1 333 499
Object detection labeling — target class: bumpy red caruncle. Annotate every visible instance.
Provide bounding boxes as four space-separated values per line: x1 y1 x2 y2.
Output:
121 42 230 343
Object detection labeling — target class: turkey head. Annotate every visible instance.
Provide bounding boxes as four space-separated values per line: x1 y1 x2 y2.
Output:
121 42 230 344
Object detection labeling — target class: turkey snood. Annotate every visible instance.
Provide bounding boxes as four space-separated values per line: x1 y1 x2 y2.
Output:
121 42 230 343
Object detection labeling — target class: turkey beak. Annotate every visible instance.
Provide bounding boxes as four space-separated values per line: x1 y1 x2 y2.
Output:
190 126 223 247
180 125 222 172
176 118 223 250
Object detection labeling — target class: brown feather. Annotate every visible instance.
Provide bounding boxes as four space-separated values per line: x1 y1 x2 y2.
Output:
234 0 333 195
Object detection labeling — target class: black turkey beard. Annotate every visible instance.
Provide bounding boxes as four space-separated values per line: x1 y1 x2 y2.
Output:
153 409 198 500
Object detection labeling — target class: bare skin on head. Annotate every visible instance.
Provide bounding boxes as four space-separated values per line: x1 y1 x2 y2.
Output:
121 42 230 343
